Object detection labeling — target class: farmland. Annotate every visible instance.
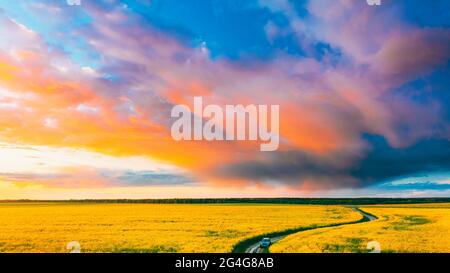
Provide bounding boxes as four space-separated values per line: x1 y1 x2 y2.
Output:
271 203 450 253
1 201 449 253
0 203 361 253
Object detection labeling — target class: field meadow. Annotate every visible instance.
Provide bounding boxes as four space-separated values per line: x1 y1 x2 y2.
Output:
1 201 449 253
271 203 450 253
0 203 361 253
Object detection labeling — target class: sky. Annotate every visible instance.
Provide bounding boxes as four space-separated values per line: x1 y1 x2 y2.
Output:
0 0 449 199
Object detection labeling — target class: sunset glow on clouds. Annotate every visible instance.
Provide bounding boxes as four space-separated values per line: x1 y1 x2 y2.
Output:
0 0 449 199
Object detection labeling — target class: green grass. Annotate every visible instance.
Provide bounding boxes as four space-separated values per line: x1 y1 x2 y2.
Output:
232 208 376 253
389 215 431 231
323 238 365 253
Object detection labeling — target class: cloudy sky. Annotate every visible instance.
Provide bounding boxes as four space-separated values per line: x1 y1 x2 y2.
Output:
0 0 449 199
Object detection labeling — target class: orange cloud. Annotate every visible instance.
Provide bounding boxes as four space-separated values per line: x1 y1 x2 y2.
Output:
0 1 448 194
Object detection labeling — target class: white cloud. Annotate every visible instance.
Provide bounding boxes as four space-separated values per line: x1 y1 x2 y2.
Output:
0 142 186 175
43 117 58 129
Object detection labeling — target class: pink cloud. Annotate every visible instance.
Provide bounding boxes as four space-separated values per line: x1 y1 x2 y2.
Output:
0 1 448 191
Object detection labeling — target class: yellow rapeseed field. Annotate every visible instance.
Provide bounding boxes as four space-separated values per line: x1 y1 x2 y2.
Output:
271 203 450 253
0 203 361 253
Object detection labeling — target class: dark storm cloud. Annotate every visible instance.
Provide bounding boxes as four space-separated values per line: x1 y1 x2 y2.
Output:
216 151 346 180
350 136 450 185
215 150 358 189
215 136 450 190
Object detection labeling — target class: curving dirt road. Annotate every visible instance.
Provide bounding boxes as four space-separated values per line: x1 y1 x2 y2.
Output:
244 207 377 253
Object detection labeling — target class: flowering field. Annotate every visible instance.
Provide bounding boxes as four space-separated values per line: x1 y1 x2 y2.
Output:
271 203 450 253
0 203 361 253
